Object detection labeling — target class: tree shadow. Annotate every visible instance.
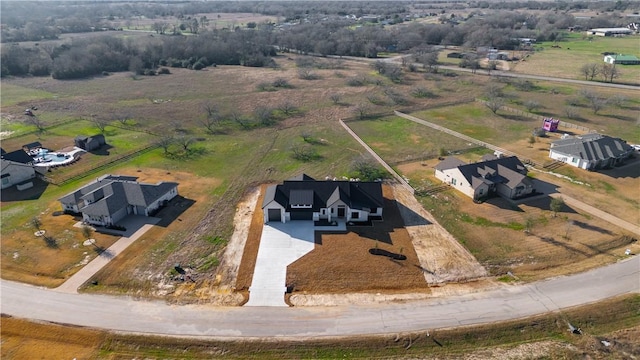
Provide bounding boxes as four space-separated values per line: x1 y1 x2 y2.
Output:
369 248 407 260
43 235 58 249
572 220 613 235
93 245 114 259
537 236 589 257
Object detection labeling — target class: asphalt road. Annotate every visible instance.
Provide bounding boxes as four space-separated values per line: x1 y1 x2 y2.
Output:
1 256 638 339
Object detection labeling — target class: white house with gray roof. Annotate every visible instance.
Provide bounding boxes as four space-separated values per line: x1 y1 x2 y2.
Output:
59 174 178 226
262 174 383 223
434 155 535 201
549 134 633 170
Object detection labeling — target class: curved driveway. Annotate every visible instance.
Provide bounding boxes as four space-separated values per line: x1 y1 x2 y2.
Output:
1 256 638 339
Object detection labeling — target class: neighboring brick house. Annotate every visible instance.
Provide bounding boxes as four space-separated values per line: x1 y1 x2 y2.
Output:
435 155 535 201
262 174 384 223
59 174 178 226
549 134 633 170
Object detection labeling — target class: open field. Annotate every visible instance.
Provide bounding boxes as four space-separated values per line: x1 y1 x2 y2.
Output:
1 55 494 297
513 33 640 85
1 44 638 299
2 294 638 359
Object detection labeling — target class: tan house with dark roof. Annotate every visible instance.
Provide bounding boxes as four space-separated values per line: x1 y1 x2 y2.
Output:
434 155 535 201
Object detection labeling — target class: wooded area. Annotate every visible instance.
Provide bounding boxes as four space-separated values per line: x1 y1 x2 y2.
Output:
1 0 638 79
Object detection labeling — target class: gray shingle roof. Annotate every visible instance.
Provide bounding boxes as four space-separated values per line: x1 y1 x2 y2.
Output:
551 134 632 161
443 156 529 191
59 175 177 219
434 157 467 171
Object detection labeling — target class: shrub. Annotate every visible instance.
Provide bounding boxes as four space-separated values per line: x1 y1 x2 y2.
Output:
158 67 171 74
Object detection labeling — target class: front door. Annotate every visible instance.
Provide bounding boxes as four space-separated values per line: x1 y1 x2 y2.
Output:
337 206 346 218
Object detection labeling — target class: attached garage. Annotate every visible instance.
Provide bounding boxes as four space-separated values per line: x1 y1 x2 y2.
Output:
267 209 281 222
290 210 313 220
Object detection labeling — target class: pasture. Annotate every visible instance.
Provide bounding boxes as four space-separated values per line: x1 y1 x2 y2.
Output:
1 47 637 298
514 33 640 85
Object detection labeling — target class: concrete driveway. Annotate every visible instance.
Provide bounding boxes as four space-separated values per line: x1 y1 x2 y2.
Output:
245 221 345 306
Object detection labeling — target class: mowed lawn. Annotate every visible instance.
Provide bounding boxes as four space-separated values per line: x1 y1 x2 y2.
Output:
513 34 640 84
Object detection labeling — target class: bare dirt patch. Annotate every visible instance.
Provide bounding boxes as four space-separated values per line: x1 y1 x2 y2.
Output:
286 185 430 295
392 183 488 284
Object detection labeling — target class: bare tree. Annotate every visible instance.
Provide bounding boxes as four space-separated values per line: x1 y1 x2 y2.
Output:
254 106 274 126
564 106 579 119
278 101 297 116
177 136 196 152
353 104 371 120
92 117 109 133
25 115 46 134
580 89 607 114
524 100 541 113
200 103 222 133
156 135 174 155
580 63 600 81
484 97 505 114
329 93 342 105
229 110 251 129
600 63 620 83
114 112 132 125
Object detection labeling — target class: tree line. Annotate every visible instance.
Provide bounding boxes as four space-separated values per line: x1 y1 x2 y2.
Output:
1 29 276 79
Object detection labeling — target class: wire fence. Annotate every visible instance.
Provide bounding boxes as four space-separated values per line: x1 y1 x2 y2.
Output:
394 110 538 168
339 119 414 194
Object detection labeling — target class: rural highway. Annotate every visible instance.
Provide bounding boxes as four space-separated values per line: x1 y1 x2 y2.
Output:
1 256 638 339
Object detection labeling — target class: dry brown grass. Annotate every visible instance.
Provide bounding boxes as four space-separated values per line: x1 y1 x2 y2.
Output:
77 168 222 295
1 315 104 360
2 295 638 359
399 160 639 281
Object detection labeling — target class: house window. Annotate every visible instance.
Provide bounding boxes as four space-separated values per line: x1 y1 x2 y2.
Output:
321 209 326 215
452 178 457 185
1 178 8 185
479 189 484 195
351 212 359 219
572 158 578 163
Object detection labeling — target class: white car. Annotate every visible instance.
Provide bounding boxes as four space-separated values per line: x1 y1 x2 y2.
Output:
631 144 640 151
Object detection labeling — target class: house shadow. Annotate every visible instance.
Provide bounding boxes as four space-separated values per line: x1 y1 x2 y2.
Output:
484 196 525 212
523 196 579 215
89 144 114 156
599 157 640 179
394 200 431 227
154 195 196 227
347 197 427 244
0 178 49 202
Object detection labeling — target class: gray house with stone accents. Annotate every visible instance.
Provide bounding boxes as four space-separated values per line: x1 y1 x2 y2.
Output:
59 174 178 226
